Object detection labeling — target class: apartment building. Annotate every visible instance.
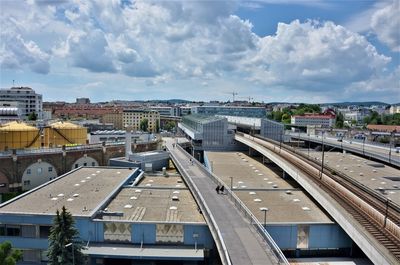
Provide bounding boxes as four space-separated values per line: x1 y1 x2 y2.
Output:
123 109 160 132
101 111 123 129
0 87 42 119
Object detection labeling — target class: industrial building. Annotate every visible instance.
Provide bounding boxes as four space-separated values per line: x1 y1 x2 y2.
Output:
0 101 22 122
0 87 43 120
89 130 155 144
0 121 41 150
44 121 87 147
204 151 353 257
178 115 238 160
0 121 88 151
123 109 160 133
192 106 266 118
0 167 213 265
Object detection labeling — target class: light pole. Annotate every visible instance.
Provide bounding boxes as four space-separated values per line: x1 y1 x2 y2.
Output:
230 176 233 190
260 207 268 228
320 131 325 180
65 242 75 265
362 136 365 155
389 131 394 163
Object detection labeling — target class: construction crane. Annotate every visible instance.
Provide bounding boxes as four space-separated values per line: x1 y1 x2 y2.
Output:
239 96 254 103
225 91 238 102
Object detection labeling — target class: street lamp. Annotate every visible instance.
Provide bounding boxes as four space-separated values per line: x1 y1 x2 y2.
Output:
362 136 365 155
320 131 325 180
65 242 75 265
259 207 269 228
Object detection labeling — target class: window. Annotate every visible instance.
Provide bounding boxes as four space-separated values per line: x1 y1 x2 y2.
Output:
37 167 42 174
27 169 31 175
75 164 79 168
39 226 51 238
92 162 96 166
6 225 21 236
24 180 30 186
48 167 53 172
83 162 87 166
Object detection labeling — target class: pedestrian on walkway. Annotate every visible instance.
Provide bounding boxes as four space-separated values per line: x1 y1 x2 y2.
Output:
220 185 225 195
216 185 220 194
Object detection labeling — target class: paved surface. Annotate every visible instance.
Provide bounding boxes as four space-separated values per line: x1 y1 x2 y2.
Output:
289 133 400 167
165 138 277 265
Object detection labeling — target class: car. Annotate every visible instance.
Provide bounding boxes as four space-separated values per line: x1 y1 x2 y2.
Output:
337 139 342 142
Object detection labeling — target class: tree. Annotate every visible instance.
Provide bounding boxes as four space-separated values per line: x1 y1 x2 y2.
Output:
335 112 344 128
47 206 86 265
140 118 149 132
27 111 38 121
155 119 160 133
164 121 176 132
0 241 22 265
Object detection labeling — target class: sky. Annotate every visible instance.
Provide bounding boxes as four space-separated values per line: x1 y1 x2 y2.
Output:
0 0 399 103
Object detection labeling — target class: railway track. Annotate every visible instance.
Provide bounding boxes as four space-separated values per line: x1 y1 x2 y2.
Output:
238 133 400 262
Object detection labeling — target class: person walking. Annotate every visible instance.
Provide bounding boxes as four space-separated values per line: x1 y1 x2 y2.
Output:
220 185 225 195
215 185 220 194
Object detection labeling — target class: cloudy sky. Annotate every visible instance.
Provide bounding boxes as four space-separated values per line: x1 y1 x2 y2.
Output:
0 0 399 103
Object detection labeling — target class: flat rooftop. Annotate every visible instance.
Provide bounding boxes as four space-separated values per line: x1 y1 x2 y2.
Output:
0 167 136 217
205 152 333 224
101 173 204 223
305 151 400 205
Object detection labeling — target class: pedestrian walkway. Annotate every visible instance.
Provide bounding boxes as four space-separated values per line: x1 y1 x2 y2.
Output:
166 138 282 265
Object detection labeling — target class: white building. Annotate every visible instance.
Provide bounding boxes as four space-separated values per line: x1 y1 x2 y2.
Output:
0 87 43 119
291 114 335 128
389 105 400 114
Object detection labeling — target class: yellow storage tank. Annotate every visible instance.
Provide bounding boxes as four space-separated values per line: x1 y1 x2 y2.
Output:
0 121 40 151
44 121 87 147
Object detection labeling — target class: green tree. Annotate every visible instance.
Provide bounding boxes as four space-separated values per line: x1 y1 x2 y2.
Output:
27 112 38 121
140 118 149 132
163 121 176 132
47 206 86 265
335 112 344 128
0 241 22 265
155 119 160 133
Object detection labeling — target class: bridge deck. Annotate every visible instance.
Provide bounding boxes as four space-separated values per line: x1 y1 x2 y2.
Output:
289 133 400 168
165 138 277 265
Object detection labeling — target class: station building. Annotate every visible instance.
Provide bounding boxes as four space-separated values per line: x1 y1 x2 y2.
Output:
204 151 353 258
191 106 266 118
0 167 213 265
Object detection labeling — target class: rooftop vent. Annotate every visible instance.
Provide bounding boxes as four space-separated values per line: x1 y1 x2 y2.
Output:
172 196 179 201
249 192 256 195
293 199 300 202
254 199 262 202
302 207 311 211
67 198 74 202
135 189 142 193
173 191 180 194
130 196 137 200
73 194 79 197
169 206 178 210
57 193 64 197
285 190 292 194
124 204 133 209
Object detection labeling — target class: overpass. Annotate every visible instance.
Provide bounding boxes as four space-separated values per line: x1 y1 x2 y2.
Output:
165 138 288 265
235 133 400 265
288 132 400 168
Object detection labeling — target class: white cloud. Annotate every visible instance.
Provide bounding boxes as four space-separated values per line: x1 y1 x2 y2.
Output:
247 20 391 92
0 0 398 103
371 0 400 52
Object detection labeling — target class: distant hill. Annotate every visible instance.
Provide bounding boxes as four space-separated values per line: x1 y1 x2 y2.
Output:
321 101 390 107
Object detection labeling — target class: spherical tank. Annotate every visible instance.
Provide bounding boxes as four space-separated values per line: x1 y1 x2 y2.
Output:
0 121 40 151
45 121 87 147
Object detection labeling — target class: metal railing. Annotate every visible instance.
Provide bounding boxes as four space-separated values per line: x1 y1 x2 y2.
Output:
174 144 288 265
169 148 232 265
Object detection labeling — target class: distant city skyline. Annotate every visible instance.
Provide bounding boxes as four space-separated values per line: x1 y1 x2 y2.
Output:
0 0 399 103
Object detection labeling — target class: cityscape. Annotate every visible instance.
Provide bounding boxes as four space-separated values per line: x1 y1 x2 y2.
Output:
0 1 400 265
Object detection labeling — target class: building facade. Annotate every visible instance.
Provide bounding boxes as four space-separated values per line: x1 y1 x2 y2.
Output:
123 109 160 132
291 114 335 128
0 87 43 120
100 112 123 129
192 106 266 118
260 118 284 141
178 114 237 157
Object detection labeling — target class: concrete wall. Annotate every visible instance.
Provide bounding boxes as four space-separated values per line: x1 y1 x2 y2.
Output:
267 224 352 250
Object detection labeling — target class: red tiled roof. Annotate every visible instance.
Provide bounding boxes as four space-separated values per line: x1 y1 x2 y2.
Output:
367 124 400 133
